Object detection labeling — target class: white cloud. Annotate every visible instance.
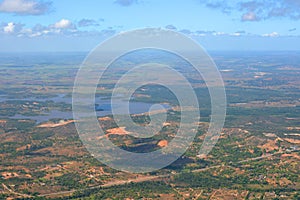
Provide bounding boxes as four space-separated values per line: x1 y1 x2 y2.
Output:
3 22 15 33
0 0 51 15
230 32 241 36
242 12 259 21
213 31 226 36
262 32 279 37
53 19 74 29
6 19 78 38
29 32 42 37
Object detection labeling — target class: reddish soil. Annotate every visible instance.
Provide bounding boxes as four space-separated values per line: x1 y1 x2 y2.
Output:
106 127 129 135
157 140 168 147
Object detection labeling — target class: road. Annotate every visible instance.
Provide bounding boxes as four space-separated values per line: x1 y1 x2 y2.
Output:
2 183 33 198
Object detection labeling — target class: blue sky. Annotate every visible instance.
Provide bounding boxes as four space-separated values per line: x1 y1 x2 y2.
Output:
0 0 300 52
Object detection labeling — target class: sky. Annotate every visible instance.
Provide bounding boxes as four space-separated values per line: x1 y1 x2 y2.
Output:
0 0 300 52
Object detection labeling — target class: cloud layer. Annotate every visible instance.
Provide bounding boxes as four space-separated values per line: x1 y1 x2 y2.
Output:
0 19 295 39
0 0 52 15
240 0 300 21
78 19 103 27
114 0 138 6
200 0 300 21
0 18 117 38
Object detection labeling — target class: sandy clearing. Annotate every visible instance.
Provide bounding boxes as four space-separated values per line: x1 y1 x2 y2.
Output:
1 172 19 179
98 117 112 121
16 144 31 152
263 133 277 137
37 120 75 128
258 139 279 152
106 127 129 136
287 127 300 130
283 138 300 144
281 153 300 160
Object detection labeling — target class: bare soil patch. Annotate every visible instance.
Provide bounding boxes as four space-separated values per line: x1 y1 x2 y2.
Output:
37 120 75 128
157 140 168 147
106 127 129 136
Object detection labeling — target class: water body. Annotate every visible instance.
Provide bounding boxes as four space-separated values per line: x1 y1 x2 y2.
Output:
0 93 70 103
0 94 170 124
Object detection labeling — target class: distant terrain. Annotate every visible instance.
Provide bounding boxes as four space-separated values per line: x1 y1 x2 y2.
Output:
0 51 299 199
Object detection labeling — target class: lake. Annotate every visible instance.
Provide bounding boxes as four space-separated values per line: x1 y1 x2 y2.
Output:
0 94 170 124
